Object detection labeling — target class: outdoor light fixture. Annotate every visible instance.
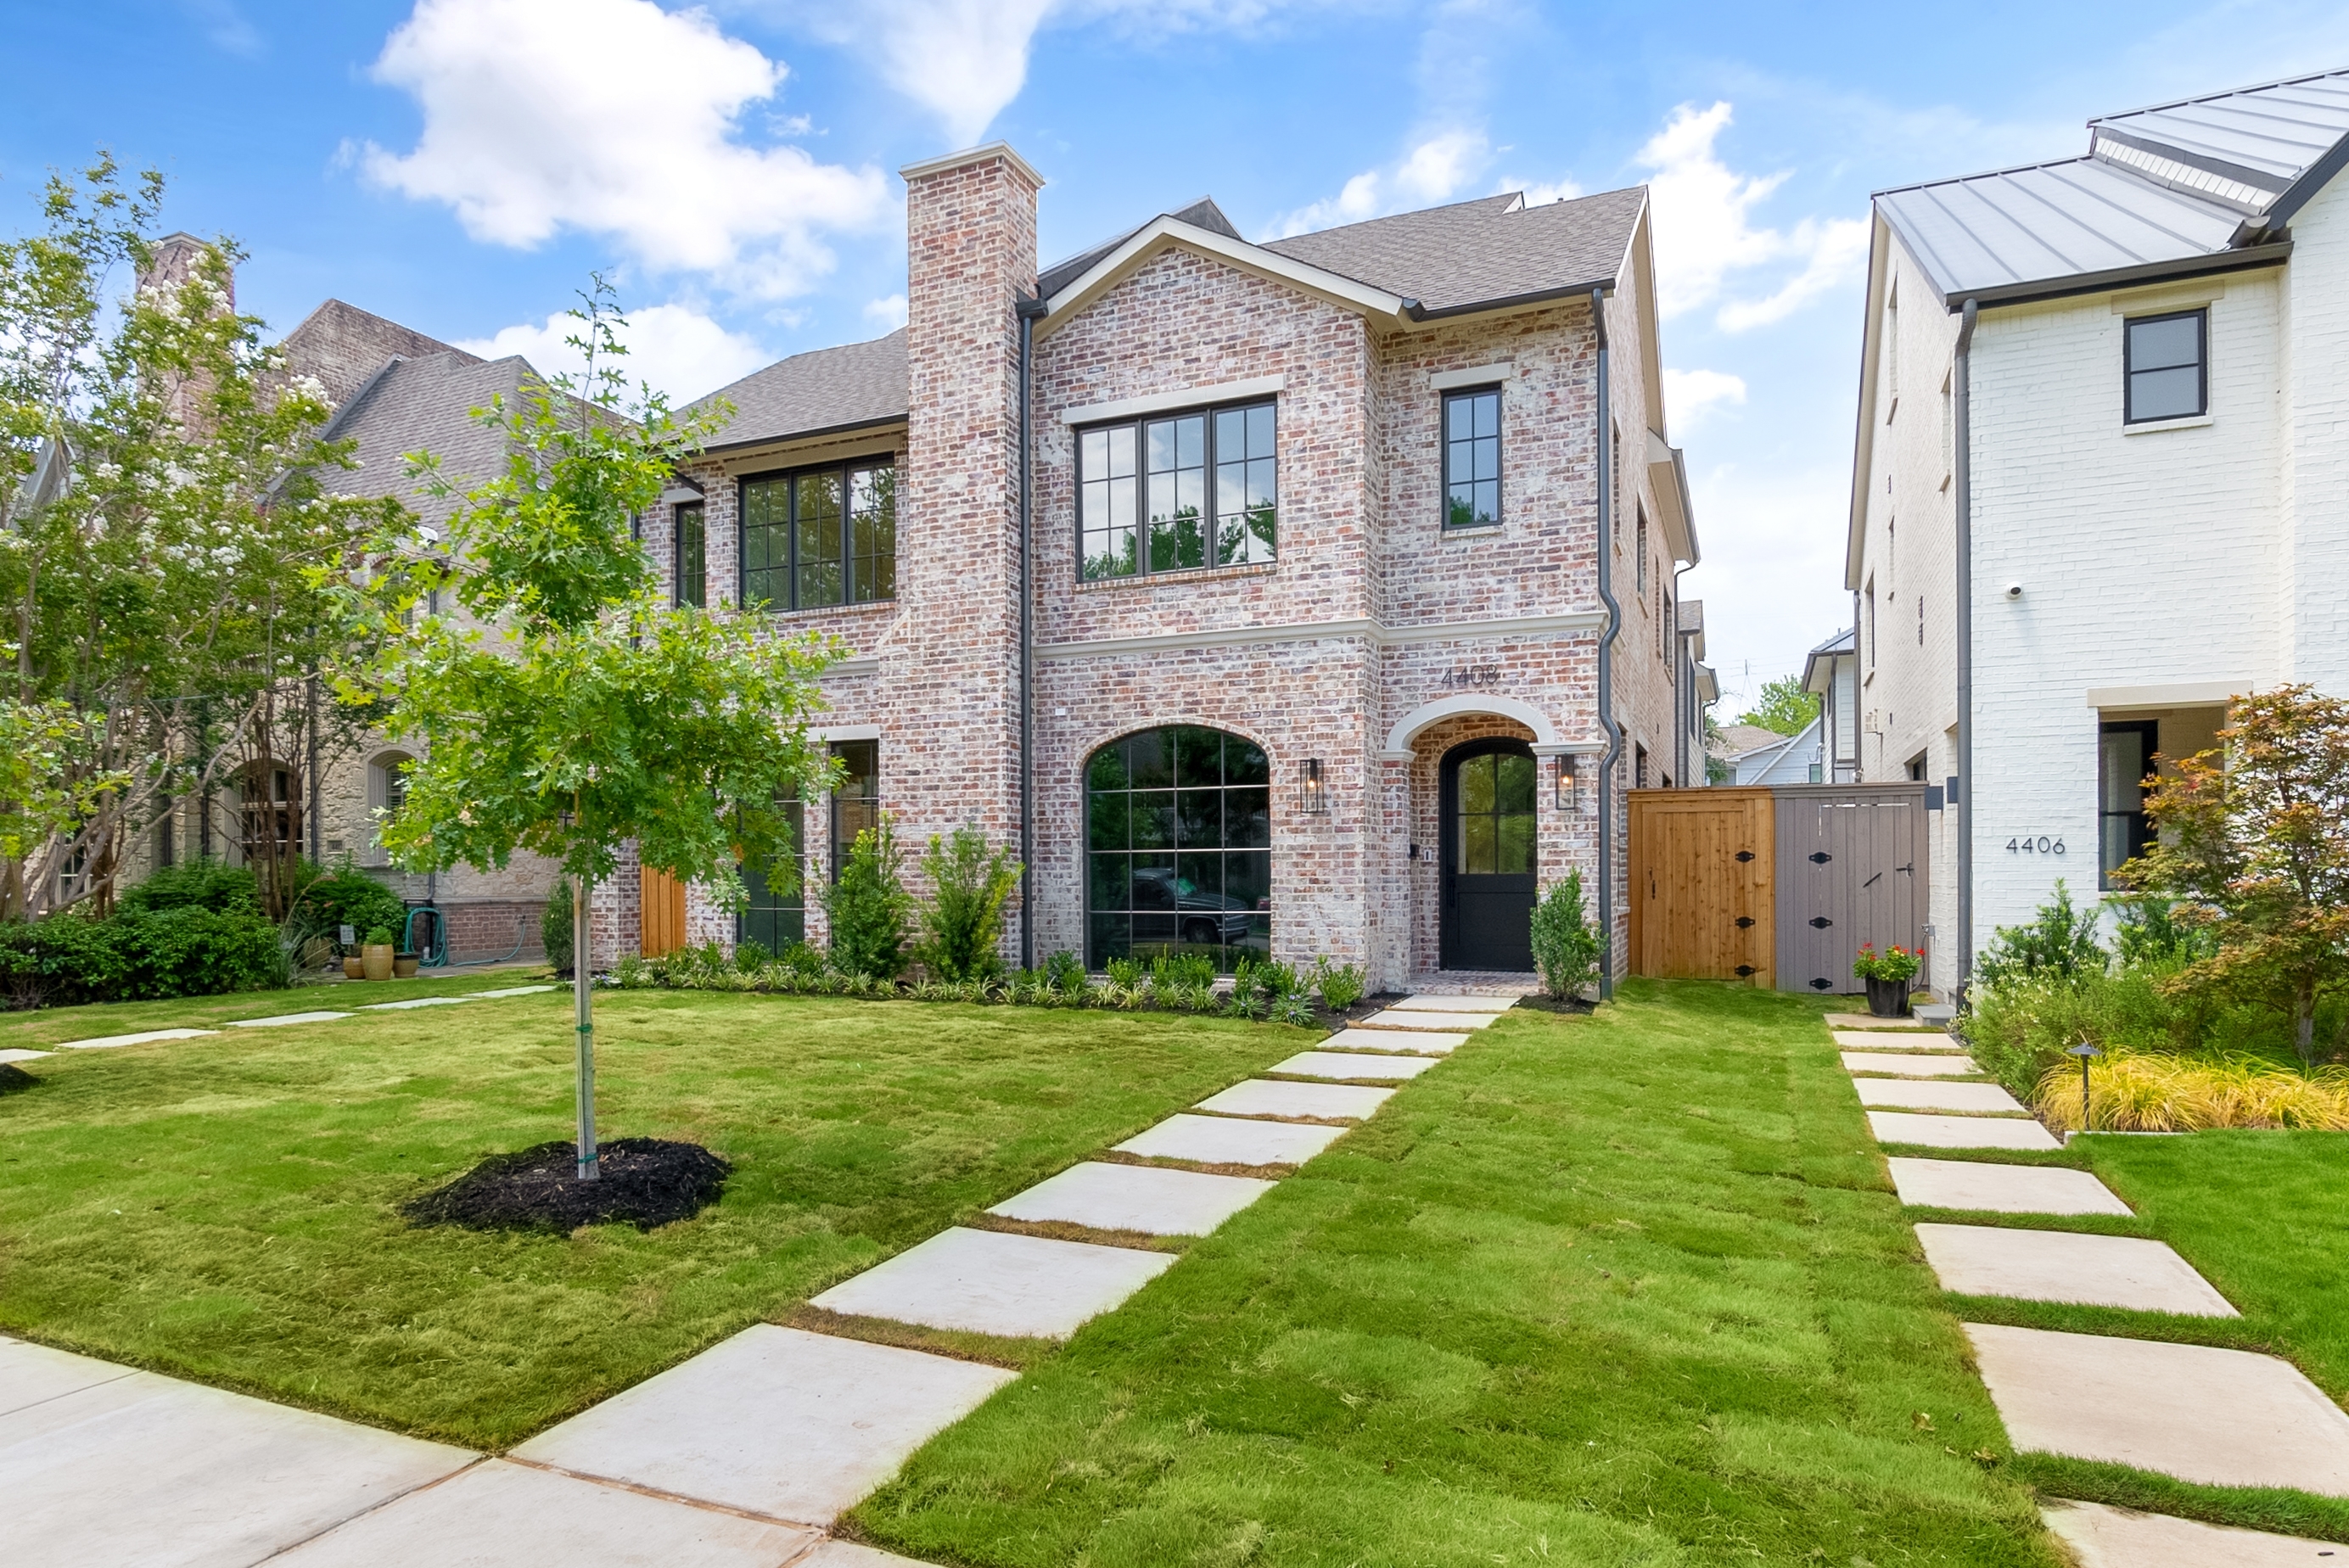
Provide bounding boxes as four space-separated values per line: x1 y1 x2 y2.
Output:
1300 758 1329 815
2066 1040 2102 1131
1555 753 1579 811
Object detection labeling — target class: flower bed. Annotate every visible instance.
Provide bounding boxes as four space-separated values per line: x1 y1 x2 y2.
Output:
2033 1050 2349 1132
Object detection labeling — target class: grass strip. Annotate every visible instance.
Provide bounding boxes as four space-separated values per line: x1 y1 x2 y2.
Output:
2011 1453 2349 1544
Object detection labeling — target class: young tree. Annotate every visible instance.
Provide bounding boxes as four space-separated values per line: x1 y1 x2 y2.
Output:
343 278 838 1179
1735 675 1820 737
915 824 1020 983
2127 685 2349 1069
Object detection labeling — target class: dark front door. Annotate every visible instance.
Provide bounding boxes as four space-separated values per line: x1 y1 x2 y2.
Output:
1441 740 1538 970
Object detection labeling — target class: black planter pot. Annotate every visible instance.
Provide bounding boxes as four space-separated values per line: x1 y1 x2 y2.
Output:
1864 975 1913 1017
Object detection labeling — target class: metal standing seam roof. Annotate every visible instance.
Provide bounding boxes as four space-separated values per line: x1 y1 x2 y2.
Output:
1875 65 2349 305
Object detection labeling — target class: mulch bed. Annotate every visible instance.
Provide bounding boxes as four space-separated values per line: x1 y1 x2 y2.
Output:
1515 994 1594 1015
402 1138 730 1233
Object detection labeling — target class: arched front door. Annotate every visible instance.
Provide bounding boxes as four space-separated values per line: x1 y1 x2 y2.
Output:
1440 738 1537 971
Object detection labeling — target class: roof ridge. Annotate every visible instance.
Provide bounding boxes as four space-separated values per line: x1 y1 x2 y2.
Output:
2088 64 2349 127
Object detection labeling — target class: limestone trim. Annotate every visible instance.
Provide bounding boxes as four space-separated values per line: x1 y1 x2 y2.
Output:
1059 376 1285 426
1035 609 1605 663
1428 362 1512 390
899 141 1046 188
2083 679 2253 710
1381 693 1567 758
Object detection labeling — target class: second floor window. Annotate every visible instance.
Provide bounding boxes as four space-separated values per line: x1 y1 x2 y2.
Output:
1079 399 1275 580
741 461 897 612
674 501 705 608
1443 387 1500 528
2124 309 2206 423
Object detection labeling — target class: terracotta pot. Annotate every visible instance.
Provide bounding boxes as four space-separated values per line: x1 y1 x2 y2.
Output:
343 956 364 980
1864 975 1913 1017
393 954 420 979
362 944 395 982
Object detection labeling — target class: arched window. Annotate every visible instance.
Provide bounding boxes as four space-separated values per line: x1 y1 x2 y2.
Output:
1085 725 1270 972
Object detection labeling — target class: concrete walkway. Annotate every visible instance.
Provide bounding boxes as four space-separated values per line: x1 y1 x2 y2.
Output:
5 989 1512 1565
1836 1010 2349 1557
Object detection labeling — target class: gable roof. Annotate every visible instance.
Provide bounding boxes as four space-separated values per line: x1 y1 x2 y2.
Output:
1036 199 1241 300
1260 186 1647 316
317 351 540 526
693 329 908 455
1876 65 2349 305
281 299 480 412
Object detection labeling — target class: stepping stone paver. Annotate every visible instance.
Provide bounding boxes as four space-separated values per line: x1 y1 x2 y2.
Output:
1320 1027 1463 1055
272 1458 816 1565
1831 1029 1965 1052
1853 1078 2029 1114
470 985 558 999
1361 1009 1501 1029
1269 1050 1439 1081
360 995 478 1010
511 1325 1011 1526
2042 1498 2347 1566
1916 1224 2237 1314
989 1161 1275 1235
1886 1157 2132 1215
1842 1050 1981 1077
53 1027 216 1050
227 1011 354 1028
1195 1079 1394 1121
1867 1112 2061 1150
1117 1112 1348 1167
0 1048 53 1063
0 1346 472 1567
810 1227 1176 1340
1397 994 1526 1011
1824 1011 1930 1030
1966 1323 2349 1494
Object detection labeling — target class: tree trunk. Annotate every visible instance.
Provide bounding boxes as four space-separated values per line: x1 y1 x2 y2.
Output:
2295 976 2318 1072
573 871 597 1180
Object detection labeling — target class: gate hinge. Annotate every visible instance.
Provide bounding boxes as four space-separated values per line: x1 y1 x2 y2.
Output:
1808 916 1833 929
1808 851 1832 865
1734 916 1755 929
1734 849 1755 863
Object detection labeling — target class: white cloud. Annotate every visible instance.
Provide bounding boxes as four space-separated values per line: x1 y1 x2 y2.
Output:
1662 367 1746 431
458 302 772 405
1271 129 1490 237
363 0 889 299
863 294 910 329
1635 100 1869 333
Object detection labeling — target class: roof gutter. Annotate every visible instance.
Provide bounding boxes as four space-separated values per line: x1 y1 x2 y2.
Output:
1936 238 2291 311
700 412 907 458
1590 286 1623 1000
1953 296 1979 1002
1403 276 1622 323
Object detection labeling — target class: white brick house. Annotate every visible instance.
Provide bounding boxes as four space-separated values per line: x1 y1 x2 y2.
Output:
626 142 1712 990
1842 67 2349 998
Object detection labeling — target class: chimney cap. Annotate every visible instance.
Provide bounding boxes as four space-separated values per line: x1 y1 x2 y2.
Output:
900 141 1045 189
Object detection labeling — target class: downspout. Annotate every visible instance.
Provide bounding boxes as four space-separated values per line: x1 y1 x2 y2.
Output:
1953 297 1979 999
1590 288 1623 998
1016 294 1048 973
1673 560 1695 787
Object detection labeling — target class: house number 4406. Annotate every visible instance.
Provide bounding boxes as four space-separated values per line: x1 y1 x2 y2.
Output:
2006 835 2066 854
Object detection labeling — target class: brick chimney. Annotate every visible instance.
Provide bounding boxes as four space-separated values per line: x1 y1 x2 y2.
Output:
894 143 1043 849
137 232 235 431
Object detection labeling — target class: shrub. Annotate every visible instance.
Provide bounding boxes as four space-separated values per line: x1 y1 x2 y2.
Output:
915 825 1021 983
543 879 575 977
2111 894 2217 969
2032 1050 2349 1132
777 940 825 979
1252 959 1304 1002
1315 959 1365 1011
734 937 772 973
1528 871 1604 1001
0 906 283 1009
292 866 406 955
1042 949 1087 997
825 820 912 981
118 859 261 916
1973 878 2105 991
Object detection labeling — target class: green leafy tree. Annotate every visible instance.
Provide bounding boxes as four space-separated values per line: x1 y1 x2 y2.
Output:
2127 686 2349 1069
340 277 837 1179
1529 869 1605 1000
1735 675 1820 737
826 819 913 981
915 824 1019 983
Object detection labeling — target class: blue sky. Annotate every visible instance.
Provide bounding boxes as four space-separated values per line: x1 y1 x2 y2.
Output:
7 0 2341 703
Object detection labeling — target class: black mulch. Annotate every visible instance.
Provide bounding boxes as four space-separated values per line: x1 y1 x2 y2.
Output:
1515 994 1594 1014
402 1138 730 1233
0 1063 36 1094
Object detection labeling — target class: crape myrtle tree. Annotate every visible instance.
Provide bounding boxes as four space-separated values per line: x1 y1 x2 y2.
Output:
340 278 838 1180
2125 685 2349 1070
0 158 397 919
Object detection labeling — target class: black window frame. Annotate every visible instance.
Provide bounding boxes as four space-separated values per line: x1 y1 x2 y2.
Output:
737 457 898 613
1441 385 1502 529
673 500 706 608
2098 719 2160 888
2123 308 2208 424
1075 396 1277 582
1083 725 1272 972
737 796 805 955
828 738 881 882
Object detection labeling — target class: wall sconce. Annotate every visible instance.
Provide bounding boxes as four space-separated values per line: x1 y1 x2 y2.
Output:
1554 754 1579 812
1300 758 1329 815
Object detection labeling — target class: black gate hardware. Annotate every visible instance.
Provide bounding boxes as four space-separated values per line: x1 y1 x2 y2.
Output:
1809 977 1833 990
1734 916 1755 928
1897 862 1915 875
1861 871 1882 889
1808 916 1833 928
1734 849 1755 863
1808 851 1832 865
1735 966 1756 977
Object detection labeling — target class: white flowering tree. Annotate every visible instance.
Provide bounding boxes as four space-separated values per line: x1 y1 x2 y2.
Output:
0 158 396 918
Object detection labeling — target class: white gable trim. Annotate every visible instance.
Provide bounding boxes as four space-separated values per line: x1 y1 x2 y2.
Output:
1035 216 1411 340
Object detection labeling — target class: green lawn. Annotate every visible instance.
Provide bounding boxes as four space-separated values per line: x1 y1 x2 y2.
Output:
0 988 1306 1446
853 982 2062 1568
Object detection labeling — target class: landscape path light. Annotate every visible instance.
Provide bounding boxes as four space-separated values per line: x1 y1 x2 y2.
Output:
2066 1040 2102 1134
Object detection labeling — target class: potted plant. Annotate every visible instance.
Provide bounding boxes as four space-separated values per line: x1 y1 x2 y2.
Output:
362 927 395 983
1853 943 1923 1017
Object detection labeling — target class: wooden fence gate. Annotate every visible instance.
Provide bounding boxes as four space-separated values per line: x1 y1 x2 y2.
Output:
640 865 688 958
1629 783 1931 994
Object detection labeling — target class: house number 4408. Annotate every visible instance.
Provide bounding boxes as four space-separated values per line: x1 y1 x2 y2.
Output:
2006 835 2066 854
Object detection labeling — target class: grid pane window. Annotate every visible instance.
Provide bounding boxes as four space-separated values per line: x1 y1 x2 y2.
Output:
737 799 805 954
673 502 705 608
1444 387 1500 528
1077 400 1274 579
2125 310 2206 423
830 739 880 881
1453 751 1536 875
738 461 898 612
1085 725 1270 972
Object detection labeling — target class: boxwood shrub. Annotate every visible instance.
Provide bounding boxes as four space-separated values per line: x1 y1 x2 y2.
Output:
0 906 287 1010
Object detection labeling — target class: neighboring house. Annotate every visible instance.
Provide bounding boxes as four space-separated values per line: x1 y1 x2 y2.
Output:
1843 65 2349 998
1801 628 1860 784
1724 719 1824 786
622 142 1708 988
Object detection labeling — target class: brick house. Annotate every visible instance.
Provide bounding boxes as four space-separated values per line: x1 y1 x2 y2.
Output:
613 142 1706 991
1841 66 2349 997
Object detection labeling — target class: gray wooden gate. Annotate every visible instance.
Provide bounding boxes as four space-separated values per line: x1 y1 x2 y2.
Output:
1772 784 1930 995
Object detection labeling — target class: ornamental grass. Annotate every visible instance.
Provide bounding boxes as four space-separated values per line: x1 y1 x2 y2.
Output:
2035 1050 2349 1132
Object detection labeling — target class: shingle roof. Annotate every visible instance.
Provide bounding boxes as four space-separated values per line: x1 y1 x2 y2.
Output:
1262 186 1646 315
317 351 537 526
1878 65 2349 304
692 329 907 453
1037 199 1241 301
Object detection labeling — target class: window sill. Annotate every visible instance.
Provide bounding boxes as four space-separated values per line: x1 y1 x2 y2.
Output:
748 596 900 620
2122 413 2212 435
1078 561 1277 592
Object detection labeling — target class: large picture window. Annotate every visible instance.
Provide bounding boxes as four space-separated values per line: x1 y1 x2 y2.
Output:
2099 720 2159 887
1085 725 1270 971
1079 400 1275 580
741 461 896 612
1443 386 1500 528
2124 310 2206 423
